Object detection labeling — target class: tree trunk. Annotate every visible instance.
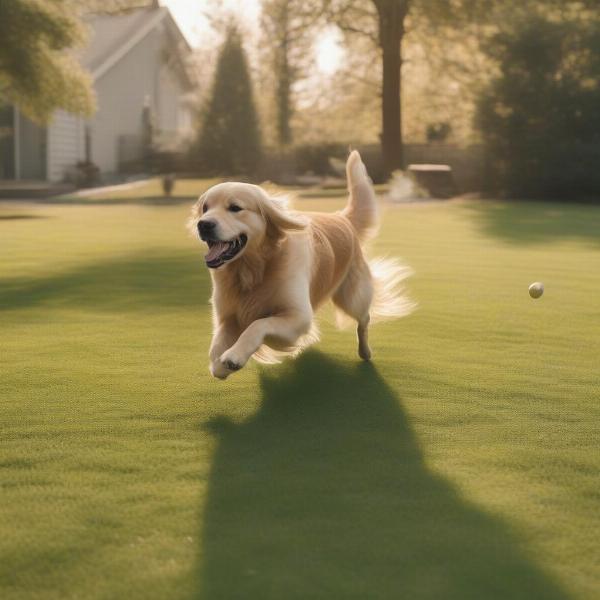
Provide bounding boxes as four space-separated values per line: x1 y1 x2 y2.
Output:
376 1 408 176
276 32 293 146
275 3 293 146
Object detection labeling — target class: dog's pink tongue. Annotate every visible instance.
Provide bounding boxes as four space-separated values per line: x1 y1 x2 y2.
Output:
205 241 228 262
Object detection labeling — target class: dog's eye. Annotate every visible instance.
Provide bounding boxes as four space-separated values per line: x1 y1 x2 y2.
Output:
228 204 243 213
202 204 208 214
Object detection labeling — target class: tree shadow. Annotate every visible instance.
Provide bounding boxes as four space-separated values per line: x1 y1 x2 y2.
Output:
0 252 209 312
8 195 197 206
197 352 569 600
464 200 600 246
0 214 49 220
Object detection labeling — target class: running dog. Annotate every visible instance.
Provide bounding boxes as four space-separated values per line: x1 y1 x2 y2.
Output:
189 151 413 379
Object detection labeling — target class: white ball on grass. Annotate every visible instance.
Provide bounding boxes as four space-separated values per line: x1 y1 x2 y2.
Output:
528 282 544 299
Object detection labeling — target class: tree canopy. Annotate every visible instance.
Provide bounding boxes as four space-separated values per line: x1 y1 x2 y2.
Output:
477 11 600 198
0 0 95 122
261 0 323 147
312 0 598 175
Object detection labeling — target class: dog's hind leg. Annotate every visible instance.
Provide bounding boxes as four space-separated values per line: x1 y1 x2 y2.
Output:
332 256 373 361
356 314 371 361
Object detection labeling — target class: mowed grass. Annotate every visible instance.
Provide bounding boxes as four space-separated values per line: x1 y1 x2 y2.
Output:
1 193 599 600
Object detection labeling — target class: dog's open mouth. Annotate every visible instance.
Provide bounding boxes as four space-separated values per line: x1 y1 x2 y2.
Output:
204 234 248 268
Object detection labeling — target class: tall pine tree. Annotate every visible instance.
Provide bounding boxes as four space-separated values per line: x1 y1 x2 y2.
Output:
197 26 262 176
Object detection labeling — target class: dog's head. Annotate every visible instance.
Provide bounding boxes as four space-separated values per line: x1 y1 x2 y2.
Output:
188 182 307 269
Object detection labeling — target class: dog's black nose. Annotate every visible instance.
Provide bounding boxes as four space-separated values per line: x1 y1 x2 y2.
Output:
198 220 217 239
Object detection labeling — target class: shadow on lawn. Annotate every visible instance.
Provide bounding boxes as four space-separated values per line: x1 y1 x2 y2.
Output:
465 200 600 246
0 214 49 220
0 252 209 311
198 352 568 600
8 195 197 206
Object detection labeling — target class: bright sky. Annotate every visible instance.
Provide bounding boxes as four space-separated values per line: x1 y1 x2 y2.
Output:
314 27 344 74
162 0 344 73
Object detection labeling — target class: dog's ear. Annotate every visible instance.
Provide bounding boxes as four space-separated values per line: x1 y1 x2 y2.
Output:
260 195 307 237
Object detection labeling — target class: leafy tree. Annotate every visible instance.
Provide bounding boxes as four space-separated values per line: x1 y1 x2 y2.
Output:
323 0 411 174
196 25 262 175
0 0 94 122
477 12 600 198
323 0 596 177
261 0 322 147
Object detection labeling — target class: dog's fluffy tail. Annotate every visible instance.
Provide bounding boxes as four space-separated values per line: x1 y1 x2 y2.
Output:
342 150 378 242
342 150 415 323
369 257 416 322
334 257 415 329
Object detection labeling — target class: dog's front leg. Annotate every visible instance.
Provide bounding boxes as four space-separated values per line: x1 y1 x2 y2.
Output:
209 319 240 379
218 311 312 376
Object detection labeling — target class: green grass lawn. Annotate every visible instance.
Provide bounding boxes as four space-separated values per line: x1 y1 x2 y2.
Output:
1 192 599 600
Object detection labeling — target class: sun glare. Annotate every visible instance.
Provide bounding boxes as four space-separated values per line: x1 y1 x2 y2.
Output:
315 29 344 74
162 0 261 46
164 0 344 74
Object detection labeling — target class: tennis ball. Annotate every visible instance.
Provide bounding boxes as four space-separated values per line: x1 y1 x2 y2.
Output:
528 282 544 299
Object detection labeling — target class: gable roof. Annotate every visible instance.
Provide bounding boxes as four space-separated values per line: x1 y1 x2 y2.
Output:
81 5 193 86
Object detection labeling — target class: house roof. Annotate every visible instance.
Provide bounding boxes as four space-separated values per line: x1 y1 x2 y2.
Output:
80 5 193 86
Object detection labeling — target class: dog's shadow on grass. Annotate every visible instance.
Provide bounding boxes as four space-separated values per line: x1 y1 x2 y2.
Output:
198 352 568 600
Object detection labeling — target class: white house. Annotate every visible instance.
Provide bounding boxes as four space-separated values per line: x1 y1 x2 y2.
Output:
0 4 194 183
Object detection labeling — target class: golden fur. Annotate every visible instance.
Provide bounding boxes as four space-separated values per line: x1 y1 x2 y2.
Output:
188 151 413 379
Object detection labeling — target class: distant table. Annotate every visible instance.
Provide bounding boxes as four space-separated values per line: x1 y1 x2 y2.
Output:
408 164 457 198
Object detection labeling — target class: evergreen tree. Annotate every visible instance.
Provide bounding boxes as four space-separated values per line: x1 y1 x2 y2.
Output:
197 26 262 176
0 0 94 122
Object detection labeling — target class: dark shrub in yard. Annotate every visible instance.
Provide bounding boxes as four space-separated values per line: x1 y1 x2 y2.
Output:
260 144 387 185
293 143 349 176
74 160 100 187
477 14 600 200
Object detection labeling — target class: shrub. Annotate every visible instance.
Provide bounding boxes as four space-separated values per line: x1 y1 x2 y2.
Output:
292 143 349 176
476 15 600 199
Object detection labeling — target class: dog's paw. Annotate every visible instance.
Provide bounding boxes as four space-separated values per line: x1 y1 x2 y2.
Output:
223 359 242 371
210 360 231 380
215 348 247 377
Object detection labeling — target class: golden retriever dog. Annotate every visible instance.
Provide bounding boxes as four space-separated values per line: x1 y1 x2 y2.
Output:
189 151 413 379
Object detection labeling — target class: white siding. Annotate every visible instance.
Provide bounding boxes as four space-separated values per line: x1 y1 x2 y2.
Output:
47 111 85 182
158 65 182 133
90 29 162 173
89 26 190 174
